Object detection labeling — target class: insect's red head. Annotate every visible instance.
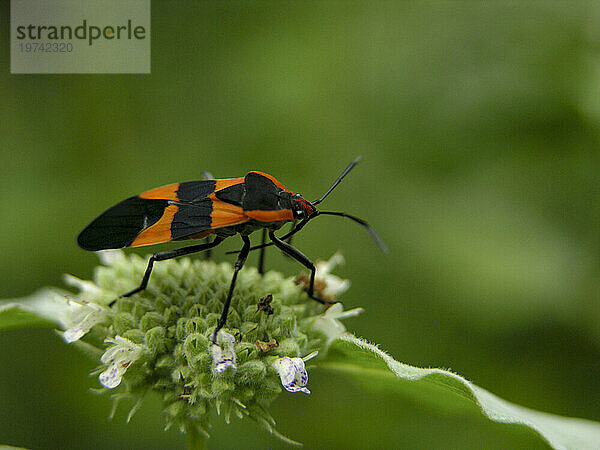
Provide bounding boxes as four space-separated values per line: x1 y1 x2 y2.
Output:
291 193 315 220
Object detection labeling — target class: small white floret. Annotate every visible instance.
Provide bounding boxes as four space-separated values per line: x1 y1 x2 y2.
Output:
99 336 144 389
63 300 108 343
272 352 318 394
312 303 364 343
63 274 104 297
315 252 351 299
211 331 237 373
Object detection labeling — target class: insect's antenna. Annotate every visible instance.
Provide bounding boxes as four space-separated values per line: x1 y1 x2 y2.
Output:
318 211 389 253
312 155 363 206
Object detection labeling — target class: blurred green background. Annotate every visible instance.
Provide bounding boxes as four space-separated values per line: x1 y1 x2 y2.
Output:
2 1 600 448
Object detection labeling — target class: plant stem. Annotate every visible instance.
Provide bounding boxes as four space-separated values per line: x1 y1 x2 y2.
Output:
187 426 207 450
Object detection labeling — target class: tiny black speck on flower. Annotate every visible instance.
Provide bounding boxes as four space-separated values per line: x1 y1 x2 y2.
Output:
257 294 274 315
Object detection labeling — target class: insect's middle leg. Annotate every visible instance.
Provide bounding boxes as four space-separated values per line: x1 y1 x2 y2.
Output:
281 221 296 261
268 231 336 305
257 229 266 275
110 237 225 306
203 236 214 260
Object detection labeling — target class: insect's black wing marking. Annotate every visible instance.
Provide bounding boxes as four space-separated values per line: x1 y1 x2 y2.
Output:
170 198 214 240
77 197 169 251
176 180 216 203
78 180 237 250
243 172 283 211
215 183 245 207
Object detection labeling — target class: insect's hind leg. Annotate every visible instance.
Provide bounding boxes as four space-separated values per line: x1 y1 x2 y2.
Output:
109 237 225 306
267 231 336 305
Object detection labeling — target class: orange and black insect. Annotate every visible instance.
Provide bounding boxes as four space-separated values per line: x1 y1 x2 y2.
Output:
78 156 386 342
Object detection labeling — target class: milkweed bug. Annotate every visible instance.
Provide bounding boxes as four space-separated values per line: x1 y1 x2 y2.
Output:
77 156 387 343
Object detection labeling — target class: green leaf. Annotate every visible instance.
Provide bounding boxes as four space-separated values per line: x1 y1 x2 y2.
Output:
0 289 63 331
69 338 104 360
0 303 56 331
319 334 600 450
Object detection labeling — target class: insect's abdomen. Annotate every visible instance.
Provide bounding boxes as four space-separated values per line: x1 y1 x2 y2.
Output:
77 197 168 251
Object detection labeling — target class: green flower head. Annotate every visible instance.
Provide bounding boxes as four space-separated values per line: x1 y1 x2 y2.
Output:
55 250 361 443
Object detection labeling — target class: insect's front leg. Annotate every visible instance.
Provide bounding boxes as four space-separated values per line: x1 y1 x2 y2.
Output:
267 230 337 305
257 221 296 275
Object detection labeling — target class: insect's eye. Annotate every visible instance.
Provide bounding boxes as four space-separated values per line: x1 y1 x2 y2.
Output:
293 208 305 219
294 193 302 199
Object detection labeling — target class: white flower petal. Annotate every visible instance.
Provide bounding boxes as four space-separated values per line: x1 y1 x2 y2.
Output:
272 355 315 394
96 249 126 266
99 364 127 389
63 325 86 343
62 300 107 343
63 274 104 297
323 303 364 321
314 252 351 298
312 303 365 343
8 288 71 323
211 331 237 373
3 286 110 343
317 252 345 273
302 351 319 362
321 276 350 299
99 336 143 389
